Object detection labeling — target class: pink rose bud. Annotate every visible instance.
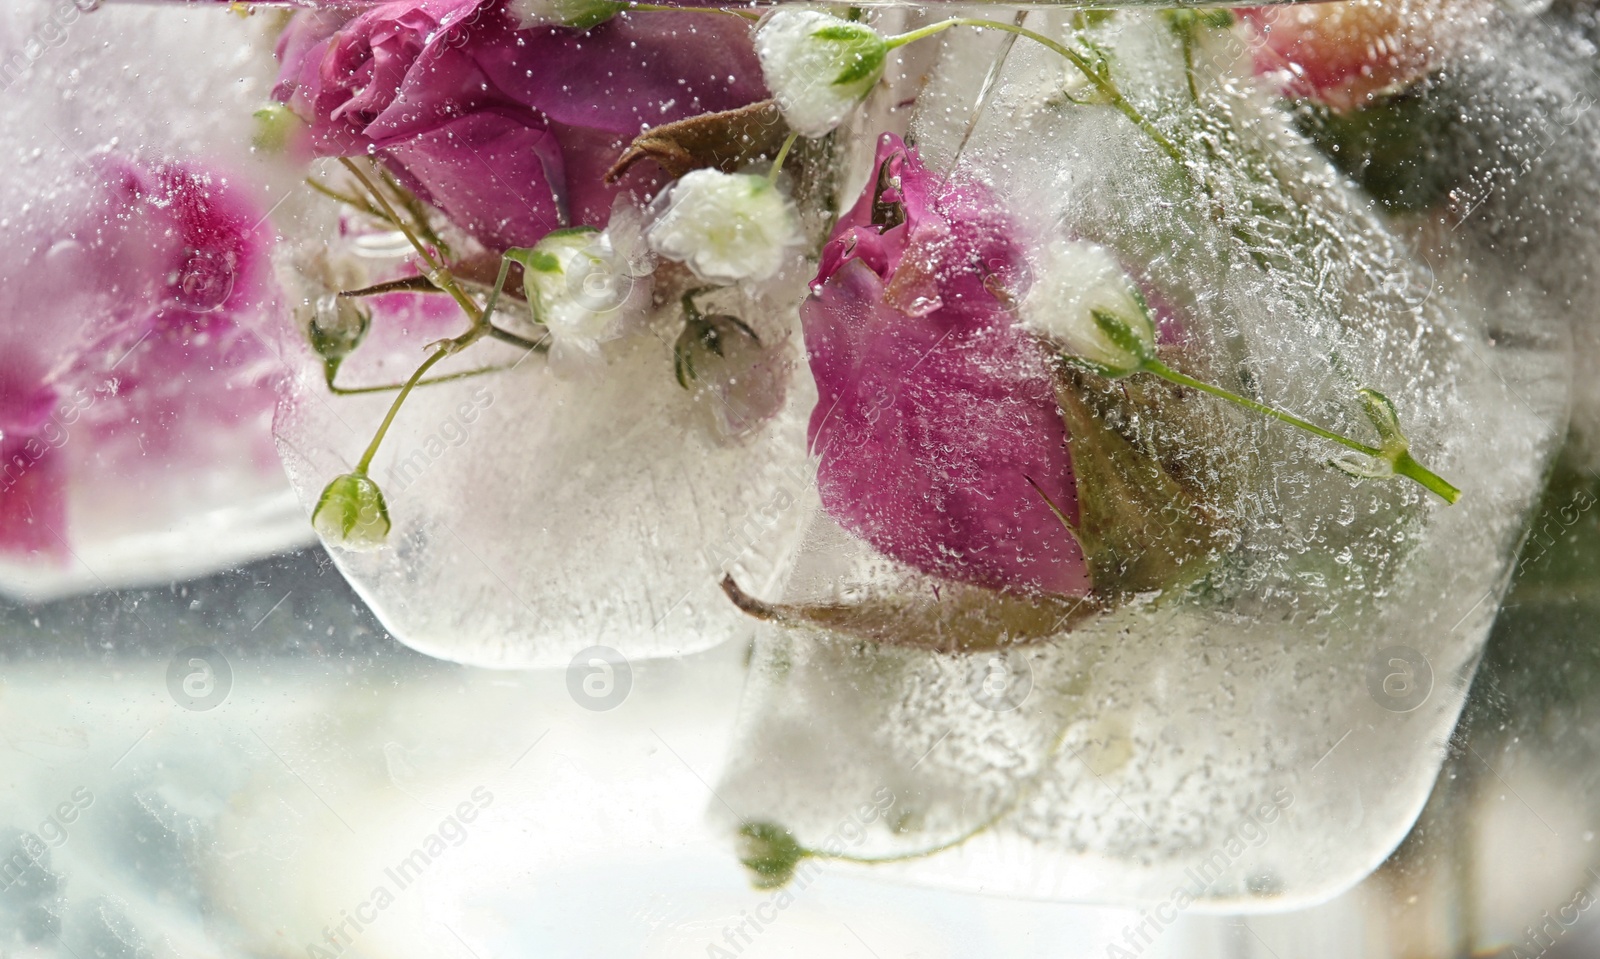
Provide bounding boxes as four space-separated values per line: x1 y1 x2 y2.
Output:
802 135 1089 598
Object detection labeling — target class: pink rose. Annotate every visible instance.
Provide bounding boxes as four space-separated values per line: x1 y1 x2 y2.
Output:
802 135 1089 598
0 156 284 563
274 0 767 250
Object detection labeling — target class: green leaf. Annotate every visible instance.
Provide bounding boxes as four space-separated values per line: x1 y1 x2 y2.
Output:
560 0 625 30
832 46 887 88
505 244 575 276
1357 387 1405 448
673 333 696 390
812 23 877 42
1090 307 1153 365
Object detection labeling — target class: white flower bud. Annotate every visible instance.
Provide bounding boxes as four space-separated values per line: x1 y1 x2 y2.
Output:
507 225 651 368
1020 239 1157 378
756 11 889 138
645 169 805 285
507 0 623 30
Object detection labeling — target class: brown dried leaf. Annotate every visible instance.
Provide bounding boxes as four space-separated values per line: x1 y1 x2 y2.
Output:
721 576 1099 652
606 100 789 184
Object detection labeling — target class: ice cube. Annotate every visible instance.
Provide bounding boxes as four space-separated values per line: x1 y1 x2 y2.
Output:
0 1 313 600
710 9 1567 907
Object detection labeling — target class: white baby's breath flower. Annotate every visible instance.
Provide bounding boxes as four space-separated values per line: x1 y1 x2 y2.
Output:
507 0 623 30
1020 239 1156 378
508 224 652 372
645 169 805 285
756 10 889 138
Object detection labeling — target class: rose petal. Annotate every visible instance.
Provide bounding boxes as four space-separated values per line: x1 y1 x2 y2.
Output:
805 260 1088 597
382 111 567 248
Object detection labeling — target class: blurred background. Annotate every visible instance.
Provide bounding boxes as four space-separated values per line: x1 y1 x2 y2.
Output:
1 447 1598 959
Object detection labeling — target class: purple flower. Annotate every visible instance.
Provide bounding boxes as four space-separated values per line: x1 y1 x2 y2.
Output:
803 134 1089 598
0 156 284 562
274 0 768 250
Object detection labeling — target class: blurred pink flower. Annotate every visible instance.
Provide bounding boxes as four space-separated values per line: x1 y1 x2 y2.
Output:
0 156 283 560
1239 1 1475 112
274 0 767 250
802 134 1089 598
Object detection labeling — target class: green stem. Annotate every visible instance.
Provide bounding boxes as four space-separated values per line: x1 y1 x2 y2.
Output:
306 177 386 222
807 811 1008 867
335 173 514 476
338 158 484 324
479 255 513 326
352 314 497 475
488 325 549 353
337 160 440 272
624 2 759 19
354 347 451 475
767 131 801 184
886 12 1288 316
887 18 1183 165
378 165 453 260
328 364 509 396
884 17 1452 502
1144 359 1460 503
326 254 518 401
805 723 1077 868
1392 451 1464 505
1178 20 1202 105
1146 359 1380 456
